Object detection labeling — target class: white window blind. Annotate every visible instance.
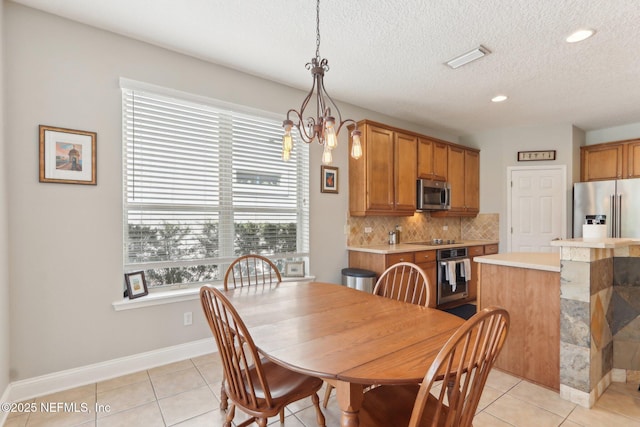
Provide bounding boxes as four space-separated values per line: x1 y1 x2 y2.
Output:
122 84 309 289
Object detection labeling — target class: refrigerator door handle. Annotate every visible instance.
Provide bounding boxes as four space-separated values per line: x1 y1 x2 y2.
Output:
611 194 616 238
617 194 622 238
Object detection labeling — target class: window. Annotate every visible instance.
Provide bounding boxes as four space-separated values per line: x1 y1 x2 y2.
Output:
122 81 309 290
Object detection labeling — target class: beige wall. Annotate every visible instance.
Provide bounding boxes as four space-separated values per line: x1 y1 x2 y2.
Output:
4 2 453 381
0 0 10 397
460 125 584 245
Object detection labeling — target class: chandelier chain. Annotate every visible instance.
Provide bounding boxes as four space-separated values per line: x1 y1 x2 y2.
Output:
315 0 321 60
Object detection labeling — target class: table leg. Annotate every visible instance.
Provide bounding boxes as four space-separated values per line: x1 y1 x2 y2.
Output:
336 380 363 427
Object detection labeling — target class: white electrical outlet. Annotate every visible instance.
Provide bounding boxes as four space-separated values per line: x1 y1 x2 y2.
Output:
364 227 372 233
443 225 448 231
184 312 193 326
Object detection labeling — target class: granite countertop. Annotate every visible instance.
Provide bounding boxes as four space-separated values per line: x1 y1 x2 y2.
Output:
549 237 640 249
474 252 560 272
347 240 499 254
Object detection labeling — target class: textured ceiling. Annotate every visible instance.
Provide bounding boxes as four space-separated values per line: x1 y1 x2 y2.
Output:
11 0 640 137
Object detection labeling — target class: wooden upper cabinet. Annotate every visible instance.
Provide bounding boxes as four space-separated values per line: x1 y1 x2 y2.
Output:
446 146 465 213
581 143 624 181
349 119 479 217
464 149 480 214
627 140 640 179
394 132 419 212
417 137 447 181
365 125 395 212
432 145 479 217
580 139 640 181
349 121 417 216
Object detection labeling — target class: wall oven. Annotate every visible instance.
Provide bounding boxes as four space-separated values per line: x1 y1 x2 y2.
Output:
417 179 451 211
437 247 469 305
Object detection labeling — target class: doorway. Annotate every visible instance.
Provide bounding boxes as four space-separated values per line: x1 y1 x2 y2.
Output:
507 166 566 252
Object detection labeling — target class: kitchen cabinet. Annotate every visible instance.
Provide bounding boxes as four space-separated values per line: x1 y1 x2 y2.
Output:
349 120 417 216
432 145 479 217
627 140 640 178
417 137 447 181
348 250 437 307
581 142 624 181
413 250 437 308
580 138 640 181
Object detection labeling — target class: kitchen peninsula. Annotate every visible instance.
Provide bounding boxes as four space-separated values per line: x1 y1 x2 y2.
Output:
477 238 640 409
475 252 561 391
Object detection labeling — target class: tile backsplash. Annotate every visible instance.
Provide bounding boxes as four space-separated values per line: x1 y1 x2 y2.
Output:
347 213 499 246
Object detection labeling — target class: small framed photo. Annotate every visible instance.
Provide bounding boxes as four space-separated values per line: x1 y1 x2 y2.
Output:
39 125 97 185
321 165 338 193
125 271 148 299
284 261 305 277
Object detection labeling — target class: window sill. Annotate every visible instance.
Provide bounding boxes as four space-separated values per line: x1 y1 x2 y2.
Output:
112 276 315 311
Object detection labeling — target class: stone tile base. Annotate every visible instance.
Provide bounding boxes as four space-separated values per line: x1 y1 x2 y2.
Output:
560 371 612 408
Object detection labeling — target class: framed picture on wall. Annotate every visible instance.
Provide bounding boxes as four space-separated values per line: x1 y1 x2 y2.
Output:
321 165 338 193
39 125 97 185
124 271 148 299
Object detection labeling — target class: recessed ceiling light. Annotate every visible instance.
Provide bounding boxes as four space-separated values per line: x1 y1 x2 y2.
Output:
566 29 596 43
445 45 491 69
491 95 508 103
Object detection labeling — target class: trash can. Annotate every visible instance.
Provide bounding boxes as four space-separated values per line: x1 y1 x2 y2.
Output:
341 268 376 293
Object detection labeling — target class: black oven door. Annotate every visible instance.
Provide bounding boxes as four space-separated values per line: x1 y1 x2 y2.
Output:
437 259 469 305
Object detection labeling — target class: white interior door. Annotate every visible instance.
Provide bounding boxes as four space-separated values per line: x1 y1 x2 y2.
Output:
508 166 566 253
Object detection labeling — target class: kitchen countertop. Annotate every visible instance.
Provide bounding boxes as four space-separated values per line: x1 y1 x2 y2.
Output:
549 237 639 249
474 252 560 272
347 240 499 254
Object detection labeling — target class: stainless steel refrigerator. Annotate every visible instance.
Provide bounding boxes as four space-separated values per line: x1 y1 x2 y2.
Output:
573 178 640 238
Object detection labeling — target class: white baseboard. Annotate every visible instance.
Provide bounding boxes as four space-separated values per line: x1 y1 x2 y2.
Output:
5 338 216 403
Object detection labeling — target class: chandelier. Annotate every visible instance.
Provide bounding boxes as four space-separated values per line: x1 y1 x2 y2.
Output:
281 0 362 165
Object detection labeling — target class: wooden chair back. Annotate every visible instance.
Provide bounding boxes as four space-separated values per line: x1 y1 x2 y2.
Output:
373 262 430 306
200 286 276 413
224 254 282 290
410 306 510 427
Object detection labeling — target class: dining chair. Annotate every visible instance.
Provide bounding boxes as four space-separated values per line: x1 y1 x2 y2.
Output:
372 261 431 306
323 261 431 408
223 254 282 290
200 286 326 427
220 254 283 410
358 306 510 427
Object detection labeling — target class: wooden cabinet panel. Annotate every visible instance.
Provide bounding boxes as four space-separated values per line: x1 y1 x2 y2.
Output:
366 125 395 212
484 244 499 255
395 132 418 212
478 263 560 390
581 143 624 181
468 245 484 301
432 145 479 217
464 150 480 214
628 140 640 179
447 146 465 213
349 121 416 216
386 252 415 265
418 137 447 181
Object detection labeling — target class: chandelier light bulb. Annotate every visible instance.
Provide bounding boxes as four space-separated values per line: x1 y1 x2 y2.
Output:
322 145 333 165
351 130 363 159
282 148 291 162
325 127 338 150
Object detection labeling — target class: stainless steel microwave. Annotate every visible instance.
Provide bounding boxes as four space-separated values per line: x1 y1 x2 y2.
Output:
416 179 451 211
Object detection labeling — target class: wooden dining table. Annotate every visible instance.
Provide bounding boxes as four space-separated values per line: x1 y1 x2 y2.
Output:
223 281 464 427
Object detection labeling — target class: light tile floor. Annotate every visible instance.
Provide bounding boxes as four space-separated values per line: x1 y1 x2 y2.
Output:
3 353 640 426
